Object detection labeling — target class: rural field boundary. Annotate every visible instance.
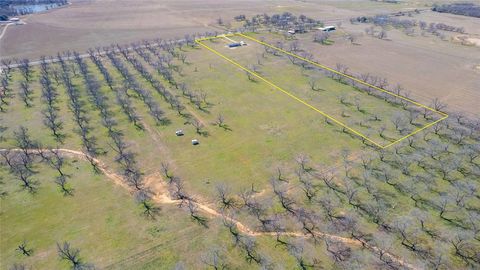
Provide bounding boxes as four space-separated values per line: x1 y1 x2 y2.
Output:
195 33 448 149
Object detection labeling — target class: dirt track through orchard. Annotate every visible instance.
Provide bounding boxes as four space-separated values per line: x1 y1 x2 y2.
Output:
0 147 418 270
0 23 13 41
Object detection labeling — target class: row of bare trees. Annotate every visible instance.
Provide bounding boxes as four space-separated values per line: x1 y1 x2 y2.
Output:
39 57 65 143
137 41 213 118
0 59 30 108
0 60 13 112
141 39 215 125
71 51 159 217
88 49 143 129
122 46 185 120
16 59 34 107
106 49 167 125
57 53 101 161
119 42 210 135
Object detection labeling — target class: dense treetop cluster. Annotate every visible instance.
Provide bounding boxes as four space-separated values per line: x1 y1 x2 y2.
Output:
432 3 480 18
242 12 321 33
0 0 68 19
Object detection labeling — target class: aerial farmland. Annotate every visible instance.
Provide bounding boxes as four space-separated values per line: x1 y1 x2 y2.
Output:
0 0 479 269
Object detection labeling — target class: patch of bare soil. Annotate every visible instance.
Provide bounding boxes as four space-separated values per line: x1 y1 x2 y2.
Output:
453 35 480 47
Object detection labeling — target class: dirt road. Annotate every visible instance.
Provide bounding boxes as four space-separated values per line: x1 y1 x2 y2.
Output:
0 23 13 41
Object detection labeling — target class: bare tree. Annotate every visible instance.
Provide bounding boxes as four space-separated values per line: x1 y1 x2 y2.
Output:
450 232 479 265
241 236 263 264
191 119 205 135
308 79 317 91
288 240 316 269
431 98 447 112
393 217 425 253
325 238 352 262
55 175 74 196
391 112 406 132
223 215 241 246
378 30 387 39
215 114 225 128
16 240 32 256
295 153 311 173
346 33 358 45
289 41 301 52
313 32 330 44
297 171 317 202
57 241 93 269
354 97 363 112
245 70 255 82
19 81 34 107
201 247 228 270
187 200 208 227
161 162 172 180
216 184 237 210
15 167 39 194
135 190 160 219
271 178 296 215
179 53 187 64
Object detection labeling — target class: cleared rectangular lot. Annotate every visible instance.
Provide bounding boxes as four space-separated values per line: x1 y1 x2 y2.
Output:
197 33 446 148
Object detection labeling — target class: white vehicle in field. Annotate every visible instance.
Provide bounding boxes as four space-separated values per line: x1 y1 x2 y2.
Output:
318 25 336 32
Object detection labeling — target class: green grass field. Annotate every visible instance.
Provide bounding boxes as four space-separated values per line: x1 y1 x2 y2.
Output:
1 28 478 269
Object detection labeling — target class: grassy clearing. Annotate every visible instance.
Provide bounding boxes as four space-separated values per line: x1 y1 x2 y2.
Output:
143 44 371 198
200 33 443 147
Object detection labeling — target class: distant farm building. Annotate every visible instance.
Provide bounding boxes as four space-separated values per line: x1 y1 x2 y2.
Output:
288 27 307 34
228 41 246 48
318 26 336 32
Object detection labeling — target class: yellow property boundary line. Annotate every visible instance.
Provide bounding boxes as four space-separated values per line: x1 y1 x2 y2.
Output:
195 33 448 149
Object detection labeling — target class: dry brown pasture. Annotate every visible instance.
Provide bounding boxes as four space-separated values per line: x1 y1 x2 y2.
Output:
292 11 480 116
0 0 419 60
0 0 478 116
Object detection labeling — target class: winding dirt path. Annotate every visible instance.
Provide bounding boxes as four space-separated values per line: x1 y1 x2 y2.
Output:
1 147 417 270
0 148 127 190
